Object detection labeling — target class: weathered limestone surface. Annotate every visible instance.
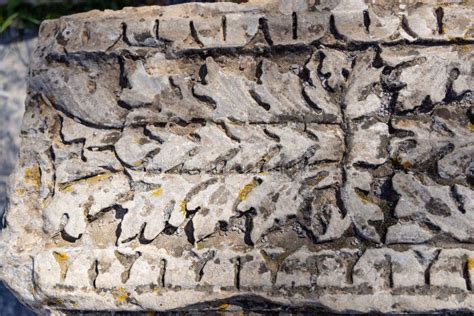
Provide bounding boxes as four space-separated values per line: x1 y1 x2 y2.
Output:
0 29 36 316
0 32 34 218
0 0 473 314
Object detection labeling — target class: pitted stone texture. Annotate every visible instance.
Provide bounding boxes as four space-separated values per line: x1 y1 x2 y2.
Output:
1 0 474 314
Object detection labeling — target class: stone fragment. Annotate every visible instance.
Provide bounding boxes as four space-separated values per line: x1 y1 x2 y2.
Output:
30 57 128 128
115 127 160 168
43 172 130 239
331 0 400 42
390 105 473 184
349 120 389 166
120 61 169 107
342 167 384 243
392 172 474 242
353 248 425 290
403 4 474 41
381 46 473 111
344 49 384 119
385 223 434 244
430 249 474 290
308 187 350 242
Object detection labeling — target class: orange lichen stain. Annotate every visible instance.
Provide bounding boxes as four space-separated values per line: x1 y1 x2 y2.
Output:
59 173 111 192
218 303 229 311
53 251 69 281
238 179 258 201
467 122 474 132
460 45 471 53
391 157 412 170
24 165 41 191
400 160 413 170
112 287 129 303
150 187 163 197
467 257 474 270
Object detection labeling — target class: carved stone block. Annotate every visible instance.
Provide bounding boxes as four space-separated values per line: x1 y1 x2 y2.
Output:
0 0 473 314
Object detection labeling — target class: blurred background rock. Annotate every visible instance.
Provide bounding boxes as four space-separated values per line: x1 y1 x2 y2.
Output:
0 0 246 314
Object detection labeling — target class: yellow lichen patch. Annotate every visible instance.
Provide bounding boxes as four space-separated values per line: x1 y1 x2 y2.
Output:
84 173 111 185
24 165 41 191
179 200 187 217
359 195 371 204
218 303 229 311
133 160 143 167
394 119 416 128
458 44 472 53
467 257 474 270
16 188 25 195
60 185 75 193
53 251 69 282
53 251 69 261
196 242 205 250
239 180 258 201
112 287 129 303
150 187 163 198
305 173 328 187
355 190 372 205
59 173 111 193
467 121 474 132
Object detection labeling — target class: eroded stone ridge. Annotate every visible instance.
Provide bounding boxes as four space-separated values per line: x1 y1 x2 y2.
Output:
0 0 473 313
